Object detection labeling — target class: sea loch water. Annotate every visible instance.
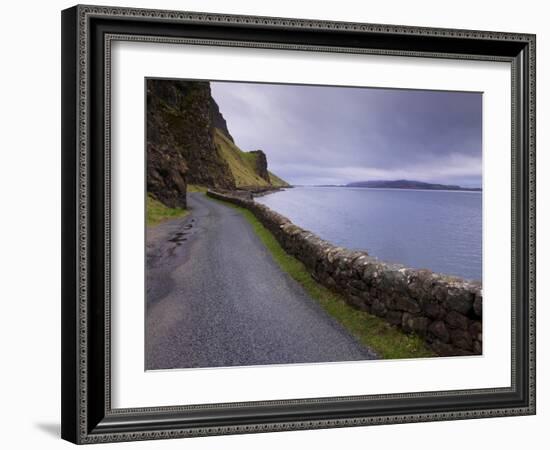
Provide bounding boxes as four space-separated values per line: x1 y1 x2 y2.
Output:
256 187 482 281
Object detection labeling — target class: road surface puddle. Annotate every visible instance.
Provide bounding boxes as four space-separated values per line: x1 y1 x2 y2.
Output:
169 223 194 246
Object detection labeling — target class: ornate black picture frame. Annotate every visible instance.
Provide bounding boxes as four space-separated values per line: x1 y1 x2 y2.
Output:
61 4 536 444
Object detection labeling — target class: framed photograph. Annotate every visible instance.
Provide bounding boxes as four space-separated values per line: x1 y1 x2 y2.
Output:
61 4 536 444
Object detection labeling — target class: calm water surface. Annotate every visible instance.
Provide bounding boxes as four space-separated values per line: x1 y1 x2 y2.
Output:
257 187 482 281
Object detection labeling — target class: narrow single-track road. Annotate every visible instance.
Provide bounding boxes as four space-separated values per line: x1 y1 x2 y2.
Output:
146 192 377 369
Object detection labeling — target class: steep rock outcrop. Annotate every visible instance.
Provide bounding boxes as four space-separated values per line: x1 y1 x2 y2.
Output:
248 150 270 183
210 97 234 143
147 79 235 208
147 141 188 209
146 80 191 208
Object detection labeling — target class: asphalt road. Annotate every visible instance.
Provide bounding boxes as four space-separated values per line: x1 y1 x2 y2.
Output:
145 192 377 370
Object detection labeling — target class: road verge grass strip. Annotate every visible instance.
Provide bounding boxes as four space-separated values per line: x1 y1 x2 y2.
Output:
146 195 188 227
187 184 208 193
209 195 435 359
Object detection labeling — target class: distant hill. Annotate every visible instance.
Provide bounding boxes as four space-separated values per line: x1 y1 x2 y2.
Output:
345 180 481 191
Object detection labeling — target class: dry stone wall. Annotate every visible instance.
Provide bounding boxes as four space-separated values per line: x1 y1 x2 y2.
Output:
207 190 483 357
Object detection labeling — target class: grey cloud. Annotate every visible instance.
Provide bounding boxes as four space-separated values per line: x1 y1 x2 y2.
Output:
211 81 482 187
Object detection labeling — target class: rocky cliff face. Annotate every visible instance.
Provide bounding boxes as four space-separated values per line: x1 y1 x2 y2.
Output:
248 150 270 183
147 79 235 207
146 80 191 208
147 79 288 208
209 97 234 143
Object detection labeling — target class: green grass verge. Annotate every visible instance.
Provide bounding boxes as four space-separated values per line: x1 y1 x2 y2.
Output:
187 184 208 193
209 194 435 360
146 195 188 227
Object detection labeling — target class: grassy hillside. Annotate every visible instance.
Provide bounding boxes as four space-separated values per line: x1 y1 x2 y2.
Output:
268 171 289 187
146 195 187 226
213 128 289 188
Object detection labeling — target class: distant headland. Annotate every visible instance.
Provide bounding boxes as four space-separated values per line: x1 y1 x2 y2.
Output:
344 179 482 192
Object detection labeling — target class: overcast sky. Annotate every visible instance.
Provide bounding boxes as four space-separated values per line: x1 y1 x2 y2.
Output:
211 81 482 187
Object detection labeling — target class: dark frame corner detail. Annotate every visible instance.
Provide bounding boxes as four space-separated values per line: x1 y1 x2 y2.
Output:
61 4 536 444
